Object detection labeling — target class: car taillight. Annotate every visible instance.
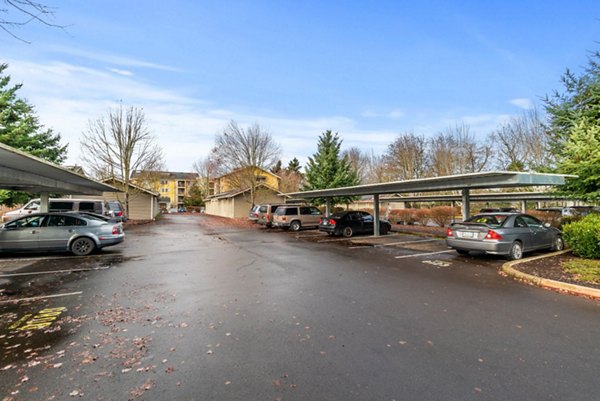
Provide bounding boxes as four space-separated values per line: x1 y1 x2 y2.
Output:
116 211 123 216
485 230 503 240
112 226 119 235
266 214 270 220
446 227 453 237
328 219 336 225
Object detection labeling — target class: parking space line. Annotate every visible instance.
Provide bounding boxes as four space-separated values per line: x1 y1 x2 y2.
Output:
374 239 439 247
0 267 109 278
0 291 83 304
348 246 372 249
395 250 454 259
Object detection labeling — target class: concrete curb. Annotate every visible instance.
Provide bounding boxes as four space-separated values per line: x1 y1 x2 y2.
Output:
502 250 600 299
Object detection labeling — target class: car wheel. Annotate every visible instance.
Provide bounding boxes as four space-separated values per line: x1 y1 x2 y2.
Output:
456 249 469 255
552 236 565 251
507 241 523 260
342 226 353 238
71 237 96 256
290 221 301 231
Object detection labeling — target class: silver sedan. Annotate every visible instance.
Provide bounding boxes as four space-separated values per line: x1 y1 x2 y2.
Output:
0 212 125 256
446 213 565 260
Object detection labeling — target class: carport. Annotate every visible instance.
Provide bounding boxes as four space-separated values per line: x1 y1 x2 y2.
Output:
285 171 575 237
0 142 118 211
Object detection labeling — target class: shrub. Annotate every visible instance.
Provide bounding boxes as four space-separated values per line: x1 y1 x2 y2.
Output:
390 209 416 225
562 214 600 259
429 206 459 227
528 210 562 228
412 208 431 226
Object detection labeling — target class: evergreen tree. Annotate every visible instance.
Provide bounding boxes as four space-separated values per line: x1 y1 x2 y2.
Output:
287 157 301 173
545 51 600 199
303 130 359 205
544 51 600 159
271 160 282 174
556 120 600 200
0 63 68 205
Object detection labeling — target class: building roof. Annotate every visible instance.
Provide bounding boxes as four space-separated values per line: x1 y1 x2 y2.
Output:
101 178 160 197
131 170 199 180
0 142 118 195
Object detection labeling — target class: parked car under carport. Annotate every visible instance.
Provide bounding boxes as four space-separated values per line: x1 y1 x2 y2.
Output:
446 212 564 260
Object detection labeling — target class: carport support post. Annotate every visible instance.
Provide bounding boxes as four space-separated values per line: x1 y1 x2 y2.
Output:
373 194 380 237
325 198 332 217
521 199 527 213
461 188 470 220
40 192 49 213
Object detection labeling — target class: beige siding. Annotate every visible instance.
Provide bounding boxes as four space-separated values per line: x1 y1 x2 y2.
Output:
78 189 159 221
206 190 282 219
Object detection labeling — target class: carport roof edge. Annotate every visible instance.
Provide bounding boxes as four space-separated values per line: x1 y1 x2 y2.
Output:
0 142 119 195
285 171 577 199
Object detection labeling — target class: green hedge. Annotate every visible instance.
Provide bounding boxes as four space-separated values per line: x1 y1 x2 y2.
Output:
562 214 600 259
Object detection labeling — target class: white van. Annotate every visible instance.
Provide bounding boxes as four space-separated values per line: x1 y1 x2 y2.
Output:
1 198 108 222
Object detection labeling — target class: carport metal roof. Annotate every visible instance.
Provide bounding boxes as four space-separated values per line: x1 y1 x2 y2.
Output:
0 142 117 195
285 171 574 199
285 171 576 237
382 192 568 203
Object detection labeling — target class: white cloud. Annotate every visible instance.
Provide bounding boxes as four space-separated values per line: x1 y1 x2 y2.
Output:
509 98 533 110
6 58 395 171
109 68 134 77
47 45 184 72
5 56 522 173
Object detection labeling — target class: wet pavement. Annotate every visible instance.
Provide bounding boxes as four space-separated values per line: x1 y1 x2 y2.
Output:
1 214 600 400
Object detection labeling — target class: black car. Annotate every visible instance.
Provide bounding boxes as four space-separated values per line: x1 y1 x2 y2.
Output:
319 211 391 237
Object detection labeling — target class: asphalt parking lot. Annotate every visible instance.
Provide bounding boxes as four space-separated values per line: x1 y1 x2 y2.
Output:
3 215 600 401
264 227 506 270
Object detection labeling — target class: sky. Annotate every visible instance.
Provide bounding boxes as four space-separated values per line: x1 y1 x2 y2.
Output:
2 1 600 172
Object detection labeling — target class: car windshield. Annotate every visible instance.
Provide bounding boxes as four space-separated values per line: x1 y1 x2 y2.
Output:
465 214 508 227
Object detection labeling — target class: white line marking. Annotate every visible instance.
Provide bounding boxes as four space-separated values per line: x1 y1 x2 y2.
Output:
0 267 109 277
374 239 438 247
348 246 372 249
395 250 454 259
0 291 83 304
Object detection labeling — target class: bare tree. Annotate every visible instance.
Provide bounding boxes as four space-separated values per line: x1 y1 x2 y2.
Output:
445 123 491 174
363 150 388 184
192 155 218 199
492 107 553 171
429 132 457 177
210 120 281 205
384 132 429 181
1 0 66 42
80 104 164 216
342 147 369 183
